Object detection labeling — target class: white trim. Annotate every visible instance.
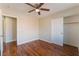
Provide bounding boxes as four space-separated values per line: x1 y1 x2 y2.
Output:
5 39 16 43
17 38 39 45
39 39 52 43
0 37 3 56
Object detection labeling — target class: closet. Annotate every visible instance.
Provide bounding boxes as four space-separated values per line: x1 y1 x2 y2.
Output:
64 15 79 49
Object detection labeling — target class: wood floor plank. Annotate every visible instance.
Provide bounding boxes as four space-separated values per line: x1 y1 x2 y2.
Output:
3 40 78 56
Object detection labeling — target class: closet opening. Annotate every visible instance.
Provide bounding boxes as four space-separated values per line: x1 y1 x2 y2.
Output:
63 15 79 55
3 16 17 56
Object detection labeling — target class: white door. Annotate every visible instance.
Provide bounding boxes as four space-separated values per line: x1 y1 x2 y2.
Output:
0 14 3 56
51 17 63 46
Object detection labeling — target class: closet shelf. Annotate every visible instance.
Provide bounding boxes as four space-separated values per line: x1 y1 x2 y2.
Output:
64 22 79 24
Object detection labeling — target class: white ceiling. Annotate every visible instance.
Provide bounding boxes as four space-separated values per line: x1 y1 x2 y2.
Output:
0 3 79 18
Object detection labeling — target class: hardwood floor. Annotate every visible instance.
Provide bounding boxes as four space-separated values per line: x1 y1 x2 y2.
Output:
63 44 78 55
3 40 78 56
3 41 17 56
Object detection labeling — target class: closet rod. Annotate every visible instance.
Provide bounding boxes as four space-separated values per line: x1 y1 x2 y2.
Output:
64 22 79 24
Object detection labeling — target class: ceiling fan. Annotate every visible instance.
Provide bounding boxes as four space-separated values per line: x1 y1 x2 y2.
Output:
25 3 50 15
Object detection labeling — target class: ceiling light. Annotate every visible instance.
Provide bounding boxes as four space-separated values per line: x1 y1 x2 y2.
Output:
35 9 40 12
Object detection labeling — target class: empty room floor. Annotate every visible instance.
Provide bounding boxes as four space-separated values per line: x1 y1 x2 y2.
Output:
3 40 78 56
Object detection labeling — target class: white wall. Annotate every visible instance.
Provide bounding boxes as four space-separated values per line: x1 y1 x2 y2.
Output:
2 8 39 45
39 17 64 46
64 15 79 48
17 15 39 45
39 18 51 42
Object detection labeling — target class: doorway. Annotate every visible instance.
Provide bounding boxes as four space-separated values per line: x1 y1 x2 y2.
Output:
3 16 17 56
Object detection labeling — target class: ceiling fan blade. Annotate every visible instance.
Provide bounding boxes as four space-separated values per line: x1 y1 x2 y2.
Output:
38 12 41 15
25 3 36 8
40 8 50 11
28 9 35 13
37 3 44 8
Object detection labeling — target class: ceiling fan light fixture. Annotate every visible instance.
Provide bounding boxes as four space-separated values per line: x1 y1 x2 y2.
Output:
35 9 40 12
26 3 50 15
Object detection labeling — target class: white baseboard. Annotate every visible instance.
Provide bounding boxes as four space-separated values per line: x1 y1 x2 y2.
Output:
17 38 40 45
5 40 16 43
39 39 52 43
